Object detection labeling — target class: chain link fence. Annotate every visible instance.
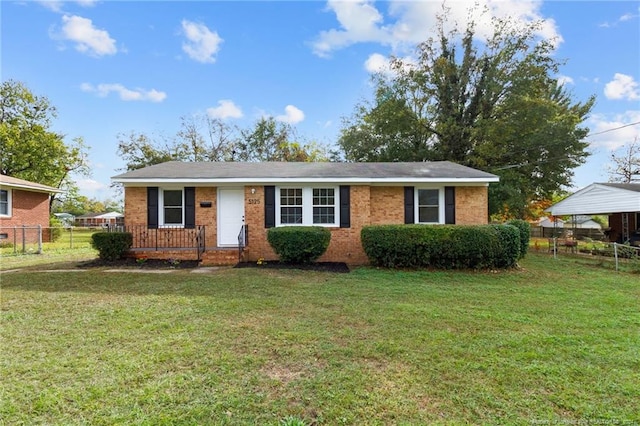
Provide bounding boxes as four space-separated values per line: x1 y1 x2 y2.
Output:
0 226 100 256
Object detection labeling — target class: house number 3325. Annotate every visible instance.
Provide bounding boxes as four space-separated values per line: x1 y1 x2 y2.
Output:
248 198 261 205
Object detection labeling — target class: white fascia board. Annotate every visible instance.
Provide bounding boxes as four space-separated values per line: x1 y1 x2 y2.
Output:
0 183 63 193
113 177 498 186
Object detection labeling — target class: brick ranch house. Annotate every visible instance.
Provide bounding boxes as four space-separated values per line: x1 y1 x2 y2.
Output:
0 175 61 243
112 161 499 265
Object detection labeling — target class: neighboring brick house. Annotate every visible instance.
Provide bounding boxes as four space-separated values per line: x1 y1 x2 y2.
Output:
112 161 499 265
0 175 61 243
75 211 124 228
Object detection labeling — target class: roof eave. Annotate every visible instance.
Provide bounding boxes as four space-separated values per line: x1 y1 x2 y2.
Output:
112 177 499 185
0 183 63 194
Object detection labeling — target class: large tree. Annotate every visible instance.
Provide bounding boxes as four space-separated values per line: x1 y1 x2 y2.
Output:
608 137 640 183
117 115 328 172
234 117 327 162
0 80 89 204
338 9 594 217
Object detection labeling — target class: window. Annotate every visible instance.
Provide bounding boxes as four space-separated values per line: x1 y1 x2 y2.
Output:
280 188 303 224
277 187 338 226
416 188 443 224
160 189 183 226
0 190 10 217
313 188 335 224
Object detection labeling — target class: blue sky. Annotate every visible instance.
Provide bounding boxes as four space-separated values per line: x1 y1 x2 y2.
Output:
3 0 640 202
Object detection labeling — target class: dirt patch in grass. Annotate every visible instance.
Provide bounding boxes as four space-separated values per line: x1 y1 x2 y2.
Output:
235 261 350 273
76 258 201 269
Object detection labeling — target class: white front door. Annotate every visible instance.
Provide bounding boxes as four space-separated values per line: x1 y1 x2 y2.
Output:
218 188 245 246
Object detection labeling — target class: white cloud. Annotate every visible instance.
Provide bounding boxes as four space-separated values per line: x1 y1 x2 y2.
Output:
557 75 574 86
81 83 167 102
181 20 223 63
75 0 98 7
604 73 640 101
58 14 117 56
312 0 562 57
313 0 388 58
37 1 97 13
206 100 243 119
586 110 640 151
276 105 305 124
363 52 415 77
76 178 108 193
364 53 389 74
600 10 639 27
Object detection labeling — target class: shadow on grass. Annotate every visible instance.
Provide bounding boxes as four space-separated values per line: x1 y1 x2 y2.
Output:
1 259 351 298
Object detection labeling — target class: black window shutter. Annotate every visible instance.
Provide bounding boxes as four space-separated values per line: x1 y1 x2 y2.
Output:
147 187 159 229
264 186 275 228
184 187 196 229
445 186 456 224
339 185 350 228
404 186 414 224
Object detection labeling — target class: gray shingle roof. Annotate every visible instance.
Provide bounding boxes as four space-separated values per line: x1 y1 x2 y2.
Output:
112 161 499 183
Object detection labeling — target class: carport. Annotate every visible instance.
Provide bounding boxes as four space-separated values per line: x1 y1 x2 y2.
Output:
546 183 640 245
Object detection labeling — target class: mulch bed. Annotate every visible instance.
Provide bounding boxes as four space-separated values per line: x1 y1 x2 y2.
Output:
235 261 350 273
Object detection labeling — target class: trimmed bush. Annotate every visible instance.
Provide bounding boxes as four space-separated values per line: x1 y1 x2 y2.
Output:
361 224 521 269
267 226 331 264
506 219 531 259
91 232 133 261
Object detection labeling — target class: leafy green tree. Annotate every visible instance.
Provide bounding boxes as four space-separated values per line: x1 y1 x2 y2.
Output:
116 131 178 171
52 194 122 216
338 8 594 217
235 117 327 162
116 116 328 172
175 114 238 162
0 80 90 204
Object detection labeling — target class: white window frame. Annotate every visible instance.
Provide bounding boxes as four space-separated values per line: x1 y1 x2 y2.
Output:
415 187 445 224
0 189 11 218
276 186 339 227
159 188 184 227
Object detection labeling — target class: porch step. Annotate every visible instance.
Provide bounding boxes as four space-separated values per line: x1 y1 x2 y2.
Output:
201 248 240 266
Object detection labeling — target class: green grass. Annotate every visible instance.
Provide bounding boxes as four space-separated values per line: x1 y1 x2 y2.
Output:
1 228 98 270
1 254 639 425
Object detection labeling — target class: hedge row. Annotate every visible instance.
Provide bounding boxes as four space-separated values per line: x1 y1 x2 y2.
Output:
361 224 527 269
267 226 331 263
506 219 530 259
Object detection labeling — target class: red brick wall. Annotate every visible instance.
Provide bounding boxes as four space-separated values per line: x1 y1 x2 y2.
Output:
0 189 50 227
0 189 51 244
124 186 218 248
370 186 404 224
123 184 490 265
455 186 489 225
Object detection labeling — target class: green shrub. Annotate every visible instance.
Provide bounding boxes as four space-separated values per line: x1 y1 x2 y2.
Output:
506 219 530 259
267 226 331 264
49 216 63 242
361 224 521 270
491 224 521 268
90 232 133 261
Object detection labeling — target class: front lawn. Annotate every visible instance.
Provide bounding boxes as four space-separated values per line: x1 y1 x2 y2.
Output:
1 254 638 424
